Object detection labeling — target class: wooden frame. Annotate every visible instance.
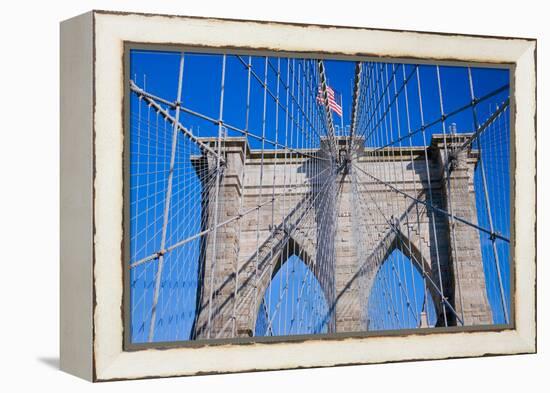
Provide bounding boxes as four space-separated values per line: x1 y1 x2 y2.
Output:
60 10 536 381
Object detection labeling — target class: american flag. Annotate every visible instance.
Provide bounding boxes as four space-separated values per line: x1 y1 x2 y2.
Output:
317 85 343 117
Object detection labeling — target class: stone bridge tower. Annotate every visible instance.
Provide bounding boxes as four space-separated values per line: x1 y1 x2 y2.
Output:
191 133 492 339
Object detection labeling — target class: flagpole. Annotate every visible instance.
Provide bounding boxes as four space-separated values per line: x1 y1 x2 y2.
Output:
340 92 344 133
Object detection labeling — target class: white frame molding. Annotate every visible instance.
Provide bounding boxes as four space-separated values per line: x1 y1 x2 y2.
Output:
60 10 536 381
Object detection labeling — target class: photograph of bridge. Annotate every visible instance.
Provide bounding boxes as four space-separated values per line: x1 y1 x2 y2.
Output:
126 48 511 345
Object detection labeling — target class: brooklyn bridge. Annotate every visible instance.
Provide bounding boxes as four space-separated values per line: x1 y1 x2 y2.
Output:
127 51 511 344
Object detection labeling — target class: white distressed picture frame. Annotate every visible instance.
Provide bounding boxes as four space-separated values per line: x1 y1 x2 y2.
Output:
60 10 536 381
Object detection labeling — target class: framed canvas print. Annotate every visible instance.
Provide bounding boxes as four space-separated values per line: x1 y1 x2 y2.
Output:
60 10 536 381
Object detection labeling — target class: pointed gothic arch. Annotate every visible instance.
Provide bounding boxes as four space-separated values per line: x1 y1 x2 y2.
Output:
252 235 333 335
254 252 331 336
366 246 437 330
360 223 445 329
